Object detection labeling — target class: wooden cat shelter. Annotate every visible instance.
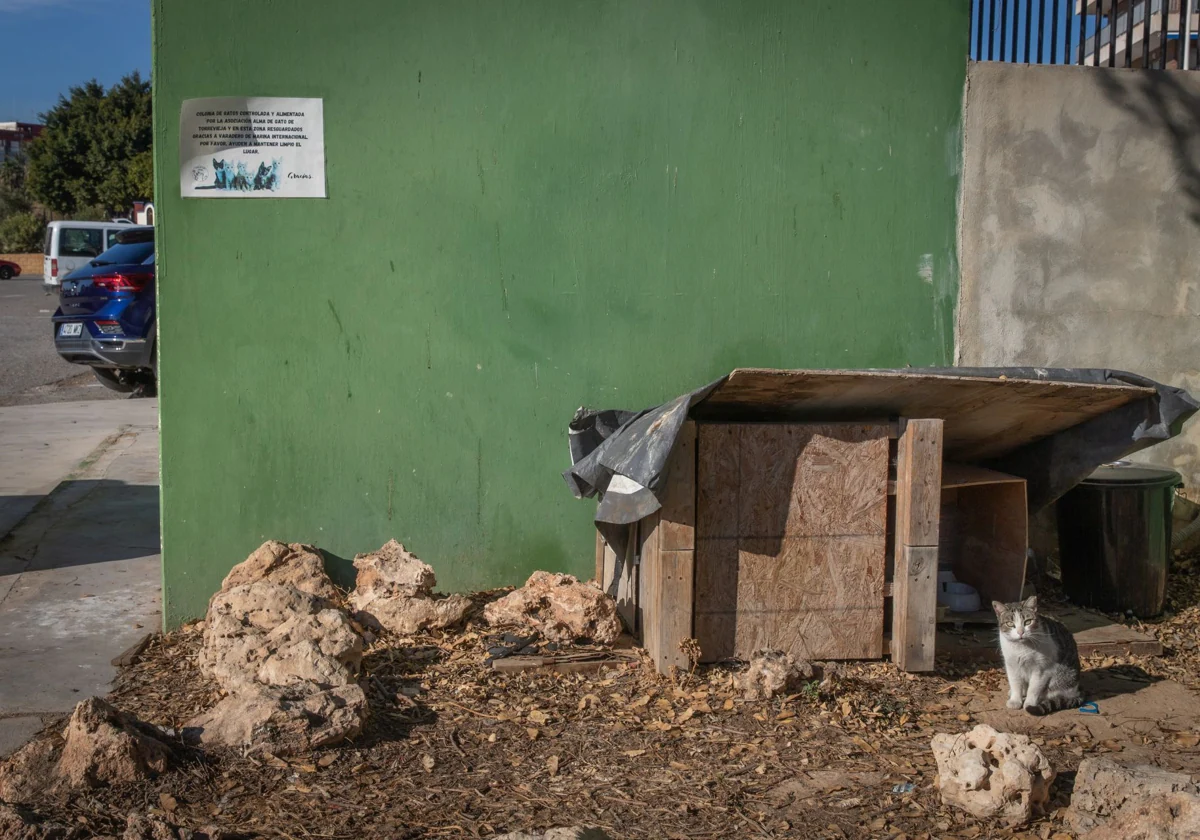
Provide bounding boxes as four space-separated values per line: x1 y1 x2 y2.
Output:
594 369 1158 674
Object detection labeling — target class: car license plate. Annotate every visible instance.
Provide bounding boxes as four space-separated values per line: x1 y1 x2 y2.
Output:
58 323 82 338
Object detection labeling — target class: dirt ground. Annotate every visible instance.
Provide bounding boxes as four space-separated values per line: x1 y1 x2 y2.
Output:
8 553 1200 839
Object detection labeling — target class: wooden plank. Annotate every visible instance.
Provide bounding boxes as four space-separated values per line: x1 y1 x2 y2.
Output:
891 418 942 672
659 421 696 551
942 462 1027 489
936 627 1162 661
491 651 640 674
636 514 657 660
892 545 939 671
647 549 695 673
894 419 944 548
694 368 1152 462
111 632 153 667
738 423 890 538
594 530 605 586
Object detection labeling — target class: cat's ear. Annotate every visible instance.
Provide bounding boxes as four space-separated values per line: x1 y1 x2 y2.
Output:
1023 595 1038 612
991 600 1006 617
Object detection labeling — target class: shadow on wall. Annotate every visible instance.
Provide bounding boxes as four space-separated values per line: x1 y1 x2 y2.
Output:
1095 70 1200 226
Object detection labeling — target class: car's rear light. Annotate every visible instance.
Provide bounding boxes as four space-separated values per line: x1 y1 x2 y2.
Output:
95 320 122 335
92 271 152 292
50 259 57 278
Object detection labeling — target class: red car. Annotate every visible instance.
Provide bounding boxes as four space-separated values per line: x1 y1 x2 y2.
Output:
0 260 20 280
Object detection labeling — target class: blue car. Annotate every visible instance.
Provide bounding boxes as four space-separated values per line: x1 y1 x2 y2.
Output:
52 227 156 394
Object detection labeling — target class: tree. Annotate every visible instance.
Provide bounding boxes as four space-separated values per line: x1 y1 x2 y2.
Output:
26 72 152 217
0 212 44 253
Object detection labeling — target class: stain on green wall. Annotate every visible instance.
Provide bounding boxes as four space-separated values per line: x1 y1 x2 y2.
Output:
153 0 967 626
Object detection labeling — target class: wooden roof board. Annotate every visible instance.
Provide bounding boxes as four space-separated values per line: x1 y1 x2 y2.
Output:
693 369 1155 462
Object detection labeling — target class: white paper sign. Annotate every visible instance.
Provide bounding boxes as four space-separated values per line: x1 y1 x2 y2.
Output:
179 97 325 198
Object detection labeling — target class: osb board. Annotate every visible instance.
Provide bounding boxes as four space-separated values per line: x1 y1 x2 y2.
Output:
696 423 890 539
948 481 1028 604
694 422 889 662
695 535 886 662
692 369 1154 462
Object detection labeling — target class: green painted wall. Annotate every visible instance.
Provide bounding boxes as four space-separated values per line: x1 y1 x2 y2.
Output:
153 0 967 625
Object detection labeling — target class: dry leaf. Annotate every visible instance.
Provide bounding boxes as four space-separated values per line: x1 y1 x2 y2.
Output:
777 710 796 721
317 754 337 768
723 698 735 711
526 727 540 741
159 793 177 813
547 755 559 777
841 701 852 717
676 707 695 723
851 736 877 753
528 709 549 724
488 733 497 743
754 763 766 775
296 763 317 773
623 749 647 757
630 695 651 709
421 754 436 772
957 713 971 722
1100 740 1123 751
1173 732 1200 747
669 761 690 770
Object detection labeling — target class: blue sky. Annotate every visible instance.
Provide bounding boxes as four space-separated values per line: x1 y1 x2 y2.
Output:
1 0 150 123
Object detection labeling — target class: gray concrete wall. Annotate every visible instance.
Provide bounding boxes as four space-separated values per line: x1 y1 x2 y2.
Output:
959 62 1200 491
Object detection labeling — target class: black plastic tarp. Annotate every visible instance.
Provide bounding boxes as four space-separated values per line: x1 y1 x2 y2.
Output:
564 367 1197 567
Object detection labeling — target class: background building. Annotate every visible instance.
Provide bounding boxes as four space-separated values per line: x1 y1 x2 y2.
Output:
0 122 42 161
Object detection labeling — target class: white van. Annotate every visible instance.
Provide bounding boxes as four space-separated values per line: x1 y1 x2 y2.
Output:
42 220 142 290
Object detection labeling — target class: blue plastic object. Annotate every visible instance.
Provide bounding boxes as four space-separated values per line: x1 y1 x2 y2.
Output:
1079 701 1100 715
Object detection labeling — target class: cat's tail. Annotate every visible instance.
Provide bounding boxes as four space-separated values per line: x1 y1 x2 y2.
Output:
1025 690 1084 717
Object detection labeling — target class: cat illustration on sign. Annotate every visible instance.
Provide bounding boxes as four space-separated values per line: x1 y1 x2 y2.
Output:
198 158 281 192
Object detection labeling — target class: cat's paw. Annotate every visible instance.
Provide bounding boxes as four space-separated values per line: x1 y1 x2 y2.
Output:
1024 704 1048 717
1006 698 1023 710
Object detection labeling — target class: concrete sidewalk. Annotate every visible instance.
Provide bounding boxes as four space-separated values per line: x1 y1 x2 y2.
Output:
0 399 160 755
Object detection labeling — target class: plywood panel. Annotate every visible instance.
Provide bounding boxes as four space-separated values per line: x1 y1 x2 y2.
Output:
694 369 1152 462
952 481 1028 604
942 462 1026 489
738 424 889 538
695 536 885 661
659 421 696 551
894 419 944 548
694 537 738 662
697 424 740 538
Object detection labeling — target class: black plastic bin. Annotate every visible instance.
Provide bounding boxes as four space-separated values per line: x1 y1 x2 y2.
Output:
1057 462 1182 617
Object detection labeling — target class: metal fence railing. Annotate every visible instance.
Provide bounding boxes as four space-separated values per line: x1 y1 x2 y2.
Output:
972 0 1200 69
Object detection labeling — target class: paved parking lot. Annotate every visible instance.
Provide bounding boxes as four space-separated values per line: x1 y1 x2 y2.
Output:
0 278 160 756
0 276 124 407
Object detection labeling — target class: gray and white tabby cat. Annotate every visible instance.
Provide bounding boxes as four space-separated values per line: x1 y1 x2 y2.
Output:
992 596 1083 716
